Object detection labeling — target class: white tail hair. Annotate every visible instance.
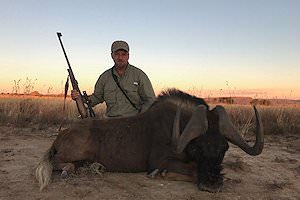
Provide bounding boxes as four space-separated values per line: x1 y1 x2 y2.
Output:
34 147 54 190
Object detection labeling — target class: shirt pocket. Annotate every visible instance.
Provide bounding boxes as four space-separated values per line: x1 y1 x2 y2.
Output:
125 82 140 104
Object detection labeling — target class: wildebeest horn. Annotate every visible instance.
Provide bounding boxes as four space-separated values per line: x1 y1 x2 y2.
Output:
212 105 264 156
173 105 208 154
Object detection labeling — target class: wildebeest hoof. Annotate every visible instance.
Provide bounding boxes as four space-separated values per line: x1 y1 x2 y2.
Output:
198 183 222 193
147 169 160 178
61 170 68 179
161 169 168 177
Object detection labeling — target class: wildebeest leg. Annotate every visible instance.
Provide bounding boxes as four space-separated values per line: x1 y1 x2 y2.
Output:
147 145 176 176
147 161 196 182
147 147 197 182
162 171 194 182
147 169 160 178
160 159 197 182
53 156 75 178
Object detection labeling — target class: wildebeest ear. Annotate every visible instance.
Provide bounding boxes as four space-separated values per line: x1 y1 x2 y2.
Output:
174 105 208 154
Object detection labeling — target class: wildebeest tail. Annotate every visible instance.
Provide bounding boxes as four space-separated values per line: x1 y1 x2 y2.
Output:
34 145 55 190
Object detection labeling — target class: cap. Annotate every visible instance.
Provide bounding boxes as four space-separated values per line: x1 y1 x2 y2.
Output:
111 40 129 53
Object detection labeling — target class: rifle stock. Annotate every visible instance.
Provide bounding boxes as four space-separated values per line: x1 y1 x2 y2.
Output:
57 32 91 119
68 69 88 119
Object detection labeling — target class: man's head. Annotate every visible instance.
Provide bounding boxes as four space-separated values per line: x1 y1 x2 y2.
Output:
111 40 129 68
111 40 129 53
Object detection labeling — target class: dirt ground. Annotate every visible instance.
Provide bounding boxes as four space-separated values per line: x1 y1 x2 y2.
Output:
0 126 299 200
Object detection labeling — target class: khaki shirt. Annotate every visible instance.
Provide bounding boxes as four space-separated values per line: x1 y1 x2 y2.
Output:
90 64 155 117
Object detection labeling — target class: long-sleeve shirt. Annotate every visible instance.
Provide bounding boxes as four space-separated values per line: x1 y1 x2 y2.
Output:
90 64 156 117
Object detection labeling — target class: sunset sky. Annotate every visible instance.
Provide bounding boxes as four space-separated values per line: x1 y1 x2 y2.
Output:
1 0 299 99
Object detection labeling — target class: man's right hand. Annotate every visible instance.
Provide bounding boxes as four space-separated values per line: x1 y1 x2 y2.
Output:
71 90 80 100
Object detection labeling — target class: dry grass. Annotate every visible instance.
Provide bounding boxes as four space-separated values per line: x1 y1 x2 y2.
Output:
225 104 300 135
0 94 299 135
0 95 105 128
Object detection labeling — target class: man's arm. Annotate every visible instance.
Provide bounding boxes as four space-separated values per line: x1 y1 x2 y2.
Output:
89 76 105 107
138 73 156 112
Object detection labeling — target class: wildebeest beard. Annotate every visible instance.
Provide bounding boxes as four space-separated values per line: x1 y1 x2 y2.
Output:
186 133 229 192
184 109 229 193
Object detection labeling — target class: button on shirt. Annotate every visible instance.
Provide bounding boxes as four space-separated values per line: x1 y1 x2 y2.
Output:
90 64 156 117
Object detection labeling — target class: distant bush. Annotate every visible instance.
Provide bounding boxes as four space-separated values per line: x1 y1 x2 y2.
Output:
209 97 234 104
250 99 271 106
218 97 234 104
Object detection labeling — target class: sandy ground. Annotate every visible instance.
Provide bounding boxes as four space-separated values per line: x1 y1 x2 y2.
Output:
0 126 299 200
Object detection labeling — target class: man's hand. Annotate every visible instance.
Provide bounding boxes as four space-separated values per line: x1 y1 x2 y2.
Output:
71 90 80 100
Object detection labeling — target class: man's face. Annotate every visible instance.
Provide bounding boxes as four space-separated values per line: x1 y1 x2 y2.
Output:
111 50 129 68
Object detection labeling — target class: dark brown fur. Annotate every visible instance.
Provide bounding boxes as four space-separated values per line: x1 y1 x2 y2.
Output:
53 100 193 172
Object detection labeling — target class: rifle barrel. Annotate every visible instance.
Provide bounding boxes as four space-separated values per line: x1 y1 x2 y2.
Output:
57 32 73 71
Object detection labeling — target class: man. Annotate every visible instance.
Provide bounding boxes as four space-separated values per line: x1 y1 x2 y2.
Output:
71 40 155 117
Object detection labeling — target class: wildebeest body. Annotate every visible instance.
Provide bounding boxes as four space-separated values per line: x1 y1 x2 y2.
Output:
53 102 181 172
35 89 263 192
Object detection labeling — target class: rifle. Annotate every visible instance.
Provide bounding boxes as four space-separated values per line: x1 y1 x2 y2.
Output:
56 32 95 118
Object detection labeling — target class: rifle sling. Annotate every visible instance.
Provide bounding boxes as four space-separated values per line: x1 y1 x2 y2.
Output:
58 75 69 131
111 68 139 111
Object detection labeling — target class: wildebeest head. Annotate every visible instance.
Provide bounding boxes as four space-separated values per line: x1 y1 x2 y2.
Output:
172 104 264 193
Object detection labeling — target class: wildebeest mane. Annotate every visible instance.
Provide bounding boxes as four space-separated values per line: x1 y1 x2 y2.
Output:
154 88 209 110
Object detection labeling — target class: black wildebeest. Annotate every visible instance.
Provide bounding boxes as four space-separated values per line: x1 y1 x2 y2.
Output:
35 89 264 192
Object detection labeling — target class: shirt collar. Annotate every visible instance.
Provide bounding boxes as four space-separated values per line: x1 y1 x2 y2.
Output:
113 63 131 77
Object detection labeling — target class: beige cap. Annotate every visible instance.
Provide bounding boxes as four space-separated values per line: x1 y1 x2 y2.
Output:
111 40 129 53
